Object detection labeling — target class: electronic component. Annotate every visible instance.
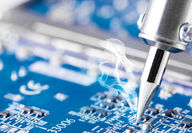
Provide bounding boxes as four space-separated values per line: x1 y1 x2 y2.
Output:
0 111 10 118
101 102 115 109
33 110 47 117
83 106 96 114
182 120 192 128
22 106 34 114
95 109 108 117
141 114 151 121
125 127 135 133
142 122 151 130
147 107 159 115
111 95 123 103
164 109 178 117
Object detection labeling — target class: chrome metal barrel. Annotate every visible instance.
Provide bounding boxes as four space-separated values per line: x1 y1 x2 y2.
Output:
139 0 192 52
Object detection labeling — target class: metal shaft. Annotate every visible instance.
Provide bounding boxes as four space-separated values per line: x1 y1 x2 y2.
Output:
136 46 170 123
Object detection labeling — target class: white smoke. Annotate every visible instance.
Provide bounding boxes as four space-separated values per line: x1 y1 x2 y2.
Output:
98 39 139 113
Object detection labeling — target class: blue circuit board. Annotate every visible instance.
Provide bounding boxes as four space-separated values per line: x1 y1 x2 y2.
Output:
0 34 192 133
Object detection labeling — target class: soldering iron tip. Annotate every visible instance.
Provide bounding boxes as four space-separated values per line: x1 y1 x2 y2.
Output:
136 81 159 124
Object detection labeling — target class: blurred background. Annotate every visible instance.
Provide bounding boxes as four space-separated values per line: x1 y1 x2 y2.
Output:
24 0 148 38
0 0 191 75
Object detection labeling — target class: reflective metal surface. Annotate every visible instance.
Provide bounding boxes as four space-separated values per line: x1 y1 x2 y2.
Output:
139 0 192 52
136 46 170 123
180 23 192 43
142 46 170 85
